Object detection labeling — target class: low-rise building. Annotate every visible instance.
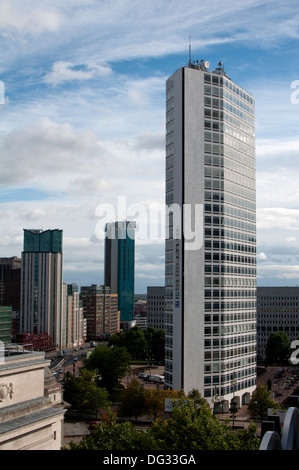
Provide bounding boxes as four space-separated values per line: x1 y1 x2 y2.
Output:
257 286 299 360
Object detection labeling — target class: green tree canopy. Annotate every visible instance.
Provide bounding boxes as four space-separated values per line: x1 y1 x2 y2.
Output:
63 368 110 415
65 412 158 451
149 401 259 450
84 345 132 392
265 331 291 365
108 326 165 362
118 378 146 420
66 400 259 451
247 383 279 419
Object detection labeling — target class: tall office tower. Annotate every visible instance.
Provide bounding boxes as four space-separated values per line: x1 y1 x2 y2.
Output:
104 221 136 327
20 229 64 349
165 60 256 408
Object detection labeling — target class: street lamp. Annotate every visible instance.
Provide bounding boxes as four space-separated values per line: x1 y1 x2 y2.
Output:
93 368 101 420
230 372 238 427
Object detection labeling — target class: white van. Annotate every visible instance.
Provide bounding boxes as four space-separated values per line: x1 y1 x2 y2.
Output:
151 375 164 384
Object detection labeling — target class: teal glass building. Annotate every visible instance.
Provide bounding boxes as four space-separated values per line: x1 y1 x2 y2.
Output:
104 221 136 325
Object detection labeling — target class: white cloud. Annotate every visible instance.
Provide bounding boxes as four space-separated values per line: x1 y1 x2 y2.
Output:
44 61 112 86
0 1 62 34
257 208 299 231
286 237 297 243
0 117 111 188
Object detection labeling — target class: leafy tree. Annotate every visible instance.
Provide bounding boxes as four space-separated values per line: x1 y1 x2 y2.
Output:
144 388 165 419
187 388 208 408
63 368 110 415
118 378 146 420
126 326 149 360
265 331 291 365
84 345 131 392
108 326 165 362
247 383 279 419
148 329 165 362
149 401 259 451
65 411 159 450
65 401 259 451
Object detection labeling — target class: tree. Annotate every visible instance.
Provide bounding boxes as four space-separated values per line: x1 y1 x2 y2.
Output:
84 345 131 393
118 379 146 420
144 388 165 419
265 331 291 365
65 401 259 451
187 388 208 408
63 369 110 415
148 329 165 362
149 400 259 450
65 411 158 450
109 326 165 362
247 383 279 419
126 326 149 360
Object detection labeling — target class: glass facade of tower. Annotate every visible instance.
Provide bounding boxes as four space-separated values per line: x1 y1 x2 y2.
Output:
165 62 256 405
23 229 62 253
104 221 135 324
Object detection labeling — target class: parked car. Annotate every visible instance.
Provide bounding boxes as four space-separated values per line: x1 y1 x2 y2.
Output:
138 372 147 379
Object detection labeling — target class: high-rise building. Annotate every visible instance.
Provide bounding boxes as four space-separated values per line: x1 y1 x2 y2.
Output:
20 229 64 349
80 284 120 340
165 60 256 408
104 221 136 326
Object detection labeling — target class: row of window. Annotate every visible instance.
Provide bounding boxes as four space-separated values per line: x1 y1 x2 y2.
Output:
204 301 256 310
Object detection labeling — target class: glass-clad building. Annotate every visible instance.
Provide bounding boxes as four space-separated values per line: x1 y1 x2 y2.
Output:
104 221 136 325
165 60 256 408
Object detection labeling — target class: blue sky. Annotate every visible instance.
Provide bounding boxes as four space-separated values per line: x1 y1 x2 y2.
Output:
0 0 299 292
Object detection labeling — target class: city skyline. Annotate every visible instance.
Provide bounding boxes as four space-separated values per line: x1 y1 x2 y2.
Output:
0 1 299 293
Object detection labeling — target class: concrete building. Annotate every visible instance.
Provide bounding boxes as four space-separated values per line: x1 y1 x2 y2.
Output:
20 229 64 350
0 345 65 450
104 221 136 327
165 59 256 408
80 285 120 340
257 286 299 360
147 286 165 330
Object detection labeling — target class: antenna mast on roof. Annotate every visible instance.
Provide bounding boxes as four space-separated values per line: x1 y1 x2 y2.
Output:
188 35 192 65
